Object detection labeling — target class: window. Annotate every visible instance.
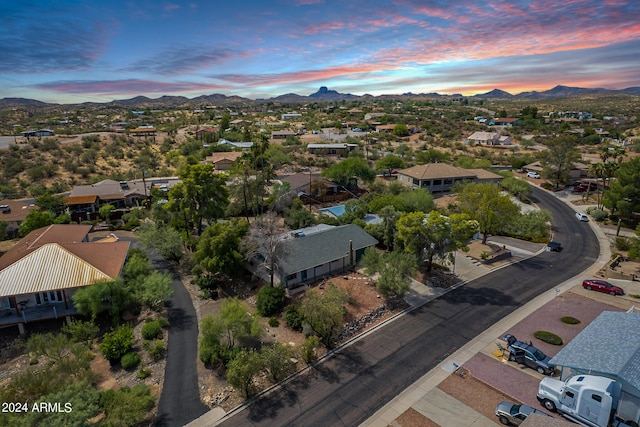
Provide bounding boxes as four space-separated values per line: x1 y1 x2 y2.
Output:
286 273 297 280
444 179 452 185
57 291 63 301
592 394 602 402
565 391 575 399
433 179 442 185
35 294 41 305
422 180 431 186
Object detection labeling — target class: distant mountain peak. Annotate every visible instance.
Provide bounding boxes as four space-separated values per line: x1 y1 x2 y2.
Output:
474 89 514 98
309 86 355 100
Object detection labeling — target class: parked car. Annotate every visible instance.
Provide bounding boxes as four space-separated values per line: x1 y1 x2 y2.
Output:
495 401 551 426
575 212 589 222
582 279 624 296
573 182 598 192
526 171 541 179
503 334 556 375
547 241 562 252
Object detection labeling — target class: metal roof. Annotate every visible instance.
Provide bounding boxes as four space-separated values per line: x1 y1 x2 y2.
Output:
0 243 115 297
549 311 640 392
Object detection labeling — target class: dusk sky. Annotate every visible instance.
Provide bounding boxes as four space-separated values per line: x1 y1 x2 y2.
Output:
2 0 640 104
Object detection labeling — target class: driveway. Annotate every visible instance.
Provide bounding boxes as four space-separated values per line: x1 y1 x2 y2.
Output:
149 247 209 427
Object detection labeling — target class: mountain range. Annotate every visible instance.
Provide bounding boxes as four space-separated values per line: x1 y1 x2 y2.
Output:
1 85 639 109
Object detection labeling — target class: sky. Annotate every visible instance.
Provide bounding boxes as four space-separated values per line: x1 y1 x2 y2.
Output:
1 0 640 104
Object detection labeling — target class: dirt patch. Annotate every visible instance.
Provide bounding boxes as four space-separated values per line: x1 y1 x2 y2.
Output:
437 369 513 423
393 407 440 427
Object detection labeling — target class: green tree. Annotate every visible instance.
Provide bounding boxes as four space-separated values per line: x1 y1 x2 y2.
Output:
374 251 417 298
35 194 66 214
603 157 640 220
72 279 132 323
225 349 263 398
376 154 406 173
255 286 287 317
18 210 56 237
500 175 532 200
137 271 174 310
165 163 229 235
457 183 520 244
194 220 249 278
300 335 320 363
393 123 410 137
538 135 581 189
260 342 296 382
99 203 116 222
62 319 100 345
0 221 8 241
501 210 552 241
300 284 347 349
396 211 478 271
136 222 184 261
322 157 376 188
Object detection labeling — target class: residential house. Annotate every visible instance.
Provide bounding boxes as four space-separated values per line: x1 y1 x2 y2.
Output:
66 179 148 214
0 199 39 238
489 118 520 126
396 163 502 193
523 161 589 179
281 113 302 120
195 126 219 139
549 311 640 419
308 143 358 156
271 130 297 139
203 151 243 171
375 124 396 133
0 224 130 333
467 131 512 146
21 129 54 138
254 224 378 289
217 139 254 150
128 126 156 137
230 119 251 127
278 172 339 196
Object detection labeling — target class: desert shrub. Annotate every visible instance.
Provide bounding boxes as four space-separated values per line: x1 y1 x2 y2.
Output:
268 317 280 327
560 316 581 325
99 325 134 362
590 209 607 221
255 286 286 317
616 237 631 251
141 320 162 340
121 352 141 370
137 367 152 379
146 340 166 360
301 335 320 364
534 331 563 345
284 304 303 331
540 182 555 191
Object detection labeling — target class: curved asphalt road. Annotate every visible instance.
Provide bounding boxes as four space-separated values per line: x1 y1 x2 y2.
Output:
217 187 599 427
147 247 209 426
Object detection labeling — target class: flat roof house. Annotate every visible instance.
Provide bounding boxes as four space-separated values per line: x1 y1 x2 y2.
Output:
0 224 129 333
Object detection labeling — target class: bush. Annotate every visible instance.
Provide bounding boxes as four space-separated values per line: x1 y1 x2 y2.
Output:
100 325 134 362
141 320 162 340
137 367 152 379
284 305 303 331
591 209 607 222
268 317 280 327
121 352 141 370
616 237 631 251
256 286 287 317
540 182 555 191
534 331 563 345
301 335 320 364
560 316 581 325
145 340 166 360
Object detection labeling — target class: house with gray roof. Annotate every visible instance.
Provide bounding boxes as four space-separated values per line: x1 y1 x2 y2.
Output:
549 311 640 406
259 224 377 289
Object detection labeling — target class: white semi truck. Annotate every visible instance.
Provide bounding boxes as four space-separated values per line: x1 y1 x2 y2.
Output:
537 374 640 427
